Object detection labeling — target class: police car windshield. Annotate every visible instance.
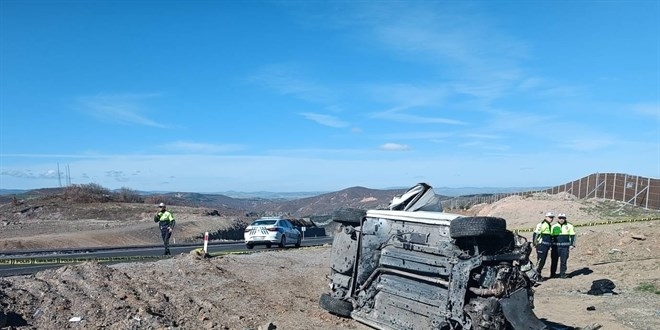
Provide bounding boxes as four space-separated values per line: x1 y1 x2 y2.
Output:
252 220 277 226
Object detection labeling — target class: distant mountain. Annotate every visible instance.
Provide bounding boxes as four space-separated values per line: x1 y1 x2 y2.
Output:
217 190 328 200
0 185 546 217
246 186 413 216
152 186 410 216
0 189 28 196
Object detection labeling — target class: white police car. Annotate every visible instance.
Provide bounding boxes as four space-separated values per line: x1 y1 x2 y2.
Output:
244 217 302 249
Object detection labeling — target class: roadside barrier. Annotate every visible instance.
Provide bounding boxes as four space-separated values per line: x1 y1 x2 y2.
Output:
1 244 328 266
203 232 209 255
512 216 660 233
0 255 169 266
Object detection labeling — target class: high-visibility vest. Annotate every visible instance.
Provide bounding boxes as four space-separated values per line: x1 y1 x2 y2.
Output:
533 220 553 245
156 211 175 224
551 222 576 246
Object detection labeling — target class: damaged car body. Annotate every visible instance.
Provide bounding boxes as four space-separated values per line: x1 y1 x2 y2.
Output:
319 183 547 330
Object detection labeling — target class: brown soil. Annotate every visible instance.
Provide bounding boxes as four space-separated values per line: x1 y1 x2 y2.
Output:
1 193 660 329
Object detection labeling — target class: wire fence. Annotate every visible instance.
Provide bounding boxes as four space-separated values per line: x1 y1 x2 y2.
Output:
441 172 659 211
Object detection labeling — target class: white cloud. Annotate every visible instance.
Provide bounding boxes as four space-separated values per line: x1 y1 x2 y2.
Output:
247 64 334 103
380 131 451 140
371 107 466 125
458 141 510 152
463 133 501 140
379 143 410 151
106 170 129 182
2 144 658 192
161 141 245 154
560 138 616 152
77 93 166 128
300 113 349 128
1 169 60 179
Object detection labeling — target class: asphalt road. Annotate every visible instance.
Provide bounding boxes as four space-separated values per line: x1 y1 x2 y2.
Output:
0 237 334 277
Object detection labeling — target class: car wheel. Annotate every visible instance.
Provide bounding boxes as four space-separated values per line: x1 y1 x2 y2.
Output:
266 243 272 248
319 293 353 317
450 216 507 238
279 235 286 248
295 235 302 248
246 243 254 249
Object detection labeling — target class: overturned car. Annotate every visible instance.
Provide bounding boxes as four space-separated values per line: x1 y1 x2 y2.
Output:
319 183 546 330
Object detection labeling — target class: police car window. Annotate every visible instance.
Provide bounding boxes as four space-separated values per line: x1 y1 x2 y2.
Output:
252 220 277 226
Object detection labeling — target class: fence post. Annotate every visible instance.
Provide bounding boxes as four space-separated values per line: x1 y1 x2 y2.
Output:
578 177 582 198
571 181 574 195
612 173 617 200
603 173 607 198
623 175 628 204
634 176 639 206
646 177 651 209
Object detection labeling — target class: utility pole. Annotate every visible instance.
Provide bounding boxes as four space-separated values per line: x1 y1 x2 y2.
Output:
57 163 62 187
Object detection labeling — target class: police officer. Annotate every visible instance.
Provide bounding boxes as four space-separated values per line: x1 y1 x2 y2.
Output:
532 212 555 280
154 202 176 255
550 213 576 279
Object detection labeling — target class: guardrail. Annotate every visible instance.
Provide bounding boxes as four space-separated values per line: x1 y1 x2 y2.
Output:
0 255 168 266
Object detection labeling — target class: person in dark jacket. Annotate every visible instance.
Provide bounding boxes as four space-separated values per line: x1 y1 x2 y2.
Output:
154 202 176 255
532 212 555 280
550 213 576 279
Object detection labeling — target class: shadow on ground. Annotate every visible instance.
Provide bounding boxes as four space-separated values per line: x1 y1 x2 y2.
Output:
568 267 594 278
542 318 602 330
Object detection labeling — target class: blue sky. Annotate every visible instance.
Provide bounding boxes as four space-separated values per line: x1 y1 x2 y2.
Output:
1 0 659 193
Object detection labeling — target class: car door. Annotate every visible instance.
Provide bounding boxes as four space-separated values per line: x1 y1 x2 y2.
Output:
282 220 296 243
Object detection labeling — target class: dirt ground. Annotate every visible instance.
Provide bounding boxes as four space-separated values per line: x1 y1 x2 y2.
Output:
1 193 660 329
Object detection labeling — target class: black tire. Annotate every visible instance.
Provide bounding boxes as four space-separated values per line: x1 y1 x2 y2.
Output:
332 208 366 225
246 243 254 249
319 293 353 317
266 243 272 249
450 216 507 238
279 235 286 248
295 235 302 248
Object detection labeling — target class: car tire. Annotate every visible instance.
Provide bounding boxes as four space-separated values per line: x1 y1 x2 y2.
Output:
246 243 254 249
266 243 272 248
279 235 286 248
295 235 302 248
450 216 507 238
319 293 353 317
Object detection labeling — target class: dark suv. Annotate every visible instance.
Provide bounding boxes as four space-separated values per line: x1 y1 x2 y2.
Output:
319 184 546 330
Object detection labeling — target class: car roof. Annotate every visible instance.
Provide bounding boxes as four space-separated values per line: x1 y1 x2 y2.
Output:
257 216 286 220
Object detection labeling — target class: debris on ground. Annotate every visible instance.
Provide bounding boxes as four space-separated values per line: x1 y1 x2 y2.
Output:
587 279 617 296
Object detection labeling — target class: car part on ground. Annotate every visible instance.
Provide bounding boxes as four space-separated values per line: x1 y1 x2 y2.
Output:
319 184 546 330
243 217 302 249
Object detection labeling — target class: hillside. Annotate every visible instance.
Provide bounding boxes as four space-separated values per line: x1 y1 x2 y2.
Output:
0 185 410 218
1 188 660 329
